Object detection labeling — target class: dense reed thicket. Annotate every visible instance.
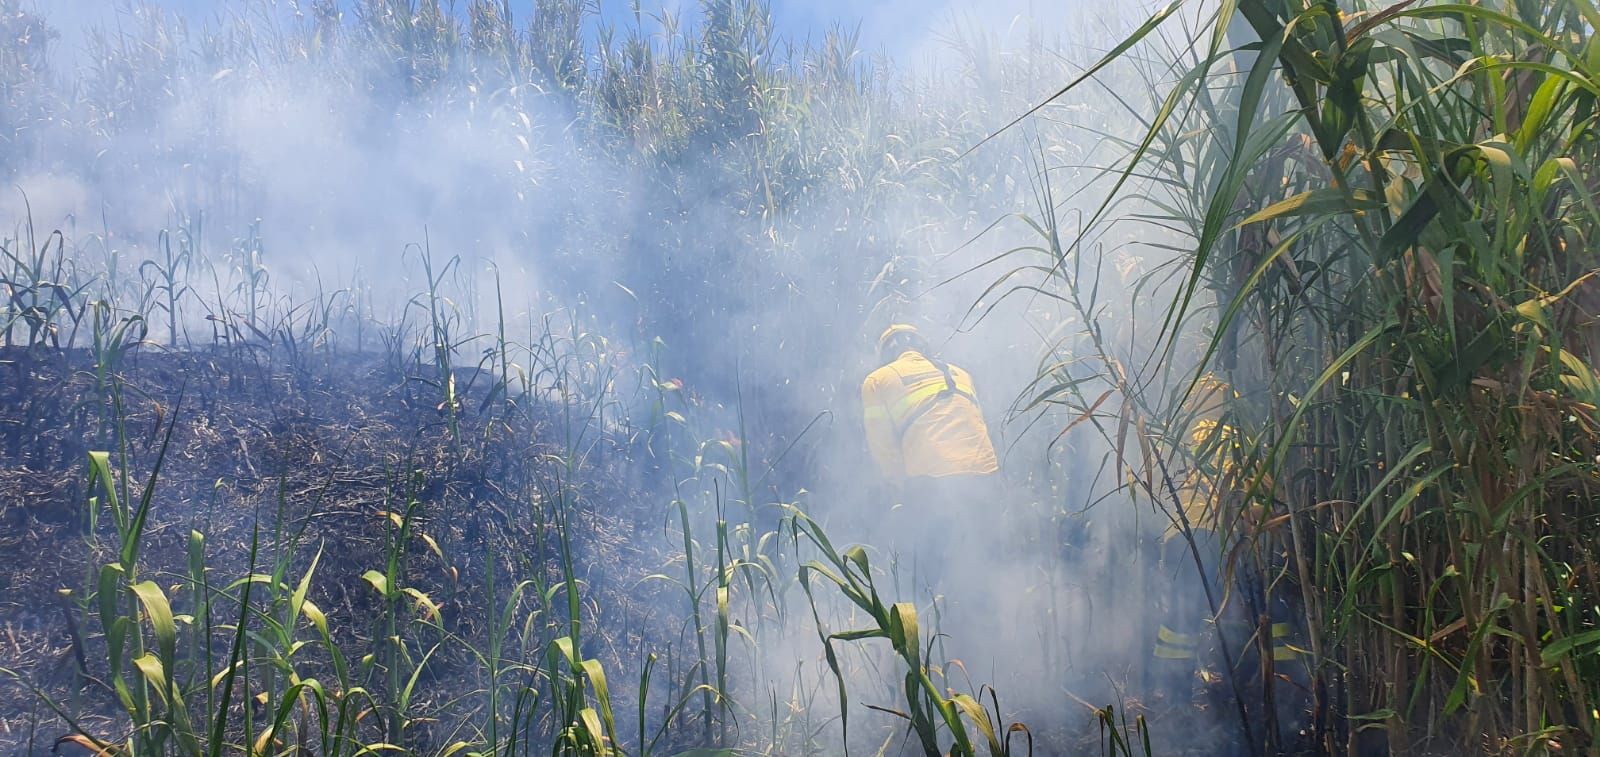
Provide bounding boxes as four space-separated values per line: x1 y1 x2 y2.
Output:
1010 0 1600 753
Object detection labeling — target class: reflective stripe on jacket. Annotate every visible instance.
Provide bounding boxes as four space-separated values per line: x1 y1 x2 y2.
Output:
861 350 999 480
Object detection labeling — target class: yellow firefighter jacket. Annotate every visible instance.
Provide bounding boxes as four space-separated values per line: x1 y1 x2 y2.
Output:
1164 376 1251 541
861 349 999 481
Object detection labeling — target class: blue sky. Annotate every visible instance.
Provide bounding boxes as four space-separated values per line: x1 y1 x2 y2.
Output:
589 0 1057 55
35 0 1089 66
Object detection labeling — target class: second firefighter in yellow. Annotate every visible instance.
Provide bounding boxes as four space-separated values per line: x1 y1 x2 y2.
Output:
1149 375 1306 702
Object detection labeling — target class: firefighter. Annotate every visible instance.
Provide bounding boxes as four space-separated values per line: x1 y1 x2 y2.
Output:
1150 375 1242 667
1148 375 1308 743
860 324 999 580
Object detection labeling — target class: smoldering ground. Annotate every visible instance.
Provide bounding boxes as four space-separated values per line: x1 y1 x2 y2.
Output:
0 0 1264 753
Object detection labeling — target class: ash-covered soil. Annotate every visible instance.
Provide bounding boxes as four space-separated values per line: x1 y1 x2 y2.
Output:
0 345 676 752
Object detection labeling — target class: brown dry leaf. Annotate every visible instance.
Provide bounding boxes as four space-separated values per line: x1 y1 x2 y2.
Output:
1054 389 1115 448
1428 617 1468 644
1402 247 1444 317
53 735 115 756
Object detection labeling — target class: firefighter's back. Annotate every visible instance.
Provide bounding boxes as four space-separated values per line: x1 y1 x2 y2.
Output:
865 350 998 479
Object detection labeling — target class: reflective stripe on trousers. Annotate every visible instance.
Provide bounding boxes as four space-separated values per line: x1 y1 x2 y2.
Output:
1151 621 1305 663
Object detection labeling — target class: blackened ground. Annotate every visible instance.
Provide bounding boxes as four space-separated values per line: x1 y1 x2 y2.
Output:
0 345 1269 756
0 345 676 752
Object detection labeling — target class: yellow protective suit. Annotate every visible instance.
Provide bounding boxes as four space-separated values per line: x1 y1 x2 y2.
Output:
1164 376 1249 541
1152 377 1303 672
861 349 999 481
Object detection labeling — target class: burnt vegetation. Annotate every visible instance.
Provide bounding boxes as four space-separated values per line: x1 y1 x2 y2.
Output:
1 0 1599 756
